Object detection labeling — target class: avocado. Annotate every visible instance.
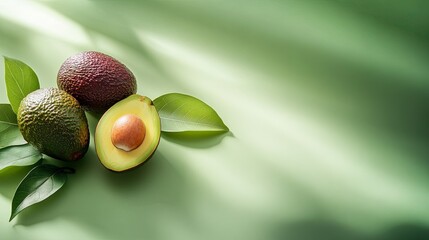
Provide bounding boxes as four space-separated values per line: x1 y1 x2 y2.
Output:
17 88 89 161
57 51 137 112
95 94 161 172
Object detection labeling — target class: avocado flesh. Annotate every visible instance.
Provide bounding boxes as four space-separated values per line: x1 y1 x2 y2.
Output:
95 94 161 172
17 88 89 161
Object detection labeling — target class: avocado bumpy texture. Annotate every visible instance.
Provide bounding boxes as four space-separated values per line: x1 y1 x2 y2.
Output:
95 94 161 172
57 51 137 112
17 88 89 161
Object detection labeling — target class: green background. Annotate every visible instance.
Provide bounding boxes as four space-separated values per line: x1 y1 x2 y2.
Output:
1 0 429 239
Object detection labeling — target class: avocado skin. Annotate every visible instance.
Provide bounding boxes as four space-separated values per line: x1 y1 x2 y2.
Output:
17 88 89 161
57 51 137 113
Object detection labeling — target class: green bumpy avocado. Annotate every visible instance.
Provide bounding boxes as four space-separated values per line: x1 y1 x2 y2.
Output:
95 94 161 172
17 88 89 161
57 51 137 113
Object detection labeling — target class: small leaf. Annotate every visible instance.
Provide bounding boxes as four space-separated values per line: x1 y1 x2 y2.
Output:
0 104 26 148
0 126 26 149
154 93 229 132
0 104 18 124
4 57 40 113
10 164 75 222
0 144 42 171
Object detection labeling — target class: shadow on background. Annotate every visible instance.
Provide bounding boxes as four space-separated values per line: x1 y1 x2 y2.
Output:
273 221 429 240
0 17 29 53
0 166 34 200
330 0 429 39
42 0 178 87
100 151 170 193
14 150 188 236
161 131 233 148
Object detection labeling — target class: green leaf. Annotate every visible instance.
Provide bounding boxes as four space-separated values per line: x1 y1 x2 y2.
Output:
0 104 26 148
153 93 229 132
0 103 18 124
0 144 42 171
0 126 26 149
4 57 40 114
10 164 75 222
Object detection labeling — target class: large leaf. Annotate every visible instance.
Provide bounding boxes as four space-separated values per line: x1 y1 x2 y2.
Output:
153 93 229 132
0 144 42 171
0 104 26 148
4 57 40 114
10 164 75 221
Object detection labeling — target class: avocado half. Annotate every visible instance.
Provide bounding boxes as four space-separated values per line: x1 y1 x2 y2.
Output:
95 94 161 172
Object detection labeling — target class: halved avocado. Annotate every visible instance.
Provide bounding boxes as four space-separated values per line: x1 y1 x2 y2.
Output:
95 94 161 172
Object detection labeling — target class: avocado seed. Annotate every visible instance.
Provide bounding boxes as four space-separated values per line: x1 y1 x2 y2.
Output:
111 114 146 151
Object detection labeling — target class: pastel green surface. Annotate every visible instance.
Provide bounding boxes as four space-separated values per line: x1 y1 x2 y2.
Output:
1 0 429 239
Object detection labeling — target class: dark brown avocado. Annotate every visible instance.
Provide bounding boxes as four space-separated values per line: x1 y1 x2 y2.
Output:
57 51 137 112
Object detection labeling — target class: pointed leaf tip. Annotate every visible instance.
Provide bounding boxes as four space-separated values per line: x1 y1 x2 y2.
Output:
9 164 74 221
153 93 229 133
4 57 40 114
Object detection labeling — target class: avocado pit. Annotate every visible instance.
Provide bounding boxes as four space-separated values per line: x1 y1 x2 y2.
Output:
111 114 146 152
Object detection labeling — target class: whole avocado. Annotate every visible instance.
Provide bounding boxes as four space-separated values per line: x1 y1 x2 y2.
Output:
17 88 89 161
57 51 137 112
